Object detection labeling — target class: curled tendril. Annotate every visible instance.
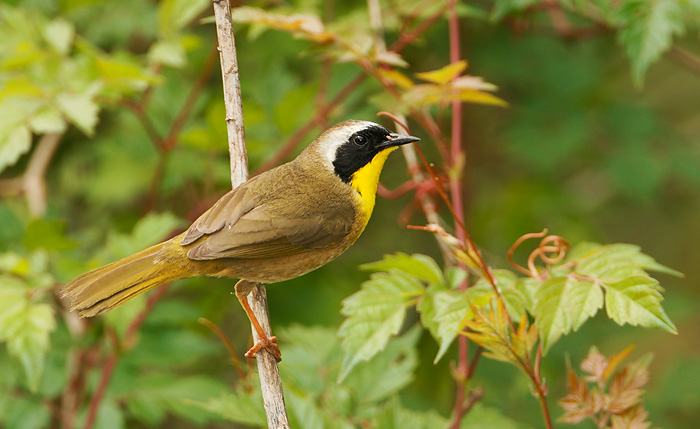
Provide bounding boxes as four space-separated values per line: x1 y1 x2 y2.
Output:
507 229 570 278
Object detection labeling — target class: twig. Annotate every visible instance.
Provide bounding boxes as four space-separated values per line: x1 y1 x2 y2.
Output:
211 0 290 427
247 283 290 429
212 0 248 187
198 317 250 390
669 45 700 77
0 133 63 217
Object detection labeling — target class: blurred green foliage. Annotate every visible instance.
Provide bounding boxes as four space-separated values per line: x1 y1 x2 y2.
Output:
0 0 699 428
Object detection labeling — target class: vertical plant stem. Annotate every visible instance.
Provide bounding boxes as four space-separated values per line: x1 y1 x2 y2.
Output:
446 0 470 427
211 1 290 427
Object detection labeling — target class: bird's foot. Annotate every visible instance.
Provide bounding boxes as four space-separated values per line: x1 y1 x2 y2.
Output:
245 334 281 362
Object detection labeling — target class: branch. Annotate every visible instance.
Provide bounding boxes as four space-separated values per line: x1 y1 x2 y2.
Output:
0 132 63 217
211 1 290 428
213 0 248 187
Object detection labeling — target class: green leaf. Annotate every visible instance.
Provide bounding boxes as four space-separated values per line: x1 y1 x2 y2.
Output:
0 298 56 391
342 326 420 404
43 18 74 55
416 282 448 342
373 397 449 429
361 252 444 285
126 374 228 425
286 389 326 429
24 219 76 252
338 270 424 380
0 124 31 174
56 92 99 136
29 107 66 134
188 387 266 426
460 403 532 429
576 243 681 281
148 38 186 68
616 0 684 86
603 275 677 333
432 288 490 363
157 0 210 36
535 276 604 354
3 396 51 429
105 212 183 259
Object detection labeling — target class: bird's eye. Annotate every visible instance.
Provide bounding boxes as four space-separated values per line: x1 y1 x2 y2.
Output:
353 135 367 146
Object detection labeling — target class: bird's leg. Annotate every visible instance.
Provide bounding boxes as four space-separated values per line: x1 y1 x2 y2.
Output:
234 280 281 362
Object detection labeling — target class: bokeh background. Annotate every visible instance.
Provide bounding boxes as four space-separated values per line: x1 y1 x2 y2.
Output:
0 0 698 428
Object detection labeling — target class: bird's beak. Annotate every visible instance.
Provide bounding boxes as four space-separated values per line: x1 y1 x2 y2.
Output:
376 133 421 150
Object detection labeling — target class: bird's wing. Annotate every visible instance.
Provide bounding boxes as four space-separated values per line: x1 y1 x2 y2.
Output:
184 193 356 260
180 183 259 246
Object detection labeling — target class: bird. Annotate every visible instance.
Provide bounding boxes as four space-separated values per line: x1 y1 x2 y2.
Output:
61 120 420 359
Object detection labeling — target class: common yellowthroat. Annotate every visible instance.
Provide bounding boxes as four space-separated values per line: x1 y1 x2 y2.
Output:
62 120 419 355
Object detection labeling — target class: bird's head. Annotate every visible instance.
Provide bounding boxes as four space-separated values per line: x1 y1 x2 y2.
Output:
305 120 420 215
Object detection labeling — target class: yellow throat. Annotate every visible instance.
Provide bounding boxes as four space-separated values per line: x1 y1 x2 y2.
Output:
349 146 397 221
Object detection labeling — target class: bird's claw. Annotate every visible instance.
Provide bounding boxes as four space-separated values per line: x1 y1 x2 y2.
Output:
245 335 281 362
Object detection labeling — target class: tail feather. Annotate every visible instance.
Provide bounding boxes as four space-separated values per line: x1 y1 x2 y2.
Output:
62 236 192 317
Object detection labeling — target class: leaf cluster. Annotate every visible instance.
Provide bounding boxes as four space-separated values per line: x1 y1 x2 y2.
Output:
559 346 653 429
337 243 677 379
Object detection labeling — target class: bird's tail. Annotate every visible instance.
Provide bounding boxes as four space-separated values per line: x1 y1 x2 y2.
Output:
62 234 192 317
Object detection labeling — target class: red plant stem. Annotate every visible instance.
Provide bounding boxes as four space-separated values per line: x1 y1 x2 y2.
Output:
446 1 469 427
83 354 117 429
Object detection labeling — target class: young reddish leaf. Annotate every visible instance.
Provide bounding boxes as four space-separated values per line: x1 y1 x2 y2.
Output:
610 405 651 429
603 344 636 381
607 354 651 414
559 363 591 424
581 346 608 384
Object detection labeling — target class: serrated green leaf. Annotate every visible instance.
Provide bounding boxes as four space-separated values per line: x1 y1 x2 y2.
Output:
568 280 604 331
472 269 525 320
342 326 420 403
56 92 99 136
416 282 448 341
616 0 684 86
360 252 444 285
432 288 491 363
576 243 681 281
0 124 31 174
338 270 424 380
533 275 603 353
603 275 677 333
